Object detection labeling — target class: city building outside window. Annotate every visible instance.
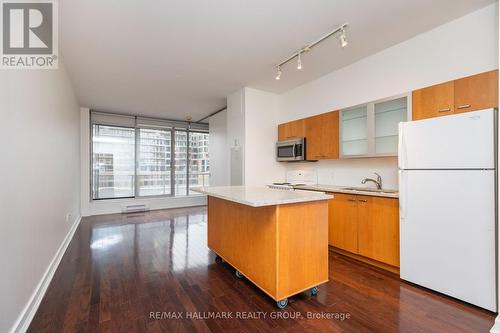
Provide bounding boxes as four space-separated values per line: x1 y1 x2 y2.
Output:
138 128 172 196
92 125 135 199
189 131 210 195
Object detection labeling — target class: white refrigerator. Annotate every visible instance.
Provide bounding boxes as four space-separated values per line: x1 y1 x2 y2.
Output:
398 108 496 312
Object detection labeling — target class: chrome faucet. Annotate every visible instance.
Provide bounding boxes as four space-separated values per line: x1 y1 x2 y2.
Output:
361 172 382 190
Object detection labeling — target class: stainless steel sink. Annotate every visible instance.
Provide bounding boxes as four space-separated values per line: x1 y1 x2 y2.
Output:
341 187 398 194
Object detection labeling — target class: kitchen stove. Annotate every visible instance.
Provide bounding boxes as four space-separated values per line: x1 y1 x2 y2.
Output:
268 170 317 191
268 182 306 190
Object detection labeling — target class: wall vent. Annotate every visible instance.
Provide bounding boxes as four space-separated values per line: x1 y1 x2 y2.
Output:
122 204 149 214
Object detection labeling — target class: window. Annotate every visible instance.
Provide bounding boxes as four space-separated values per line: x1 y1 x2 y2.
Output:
189 132 210 195
174 130 188 196
138 128 171 196
92 125 135 199
91 113 209 200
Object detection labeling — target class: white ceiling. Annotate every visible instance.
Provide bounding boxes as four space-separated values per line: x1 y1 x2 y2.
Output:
60 0 496 121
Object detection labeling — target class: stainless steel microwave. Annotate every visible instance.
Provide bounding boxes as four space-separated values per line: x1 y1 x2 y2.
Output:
276 138 306 161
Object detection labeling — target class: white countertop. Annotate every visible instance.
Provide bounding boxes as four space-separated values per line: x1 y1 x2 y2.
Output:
295 184 399 198
193 186 333 207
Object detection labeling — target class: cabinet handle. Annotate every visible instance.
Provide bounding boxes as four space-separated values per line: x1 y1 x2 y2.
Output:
358 199 368 202
347 199 356 202
457 104 471 109
438 108 451 113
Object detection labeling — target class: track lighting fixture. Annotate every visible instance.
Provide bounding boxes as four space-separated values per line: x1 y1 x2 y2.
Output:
273 23 348 80
275 66 282 80
340 28 348 48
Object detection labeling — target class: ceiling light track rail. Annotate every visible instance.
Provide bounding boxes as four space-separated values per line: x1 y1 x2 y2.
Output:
275 22 348 80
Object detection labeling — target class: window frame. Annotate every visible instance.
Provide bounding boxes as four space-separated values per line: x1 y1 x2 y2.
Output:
90 116 209 201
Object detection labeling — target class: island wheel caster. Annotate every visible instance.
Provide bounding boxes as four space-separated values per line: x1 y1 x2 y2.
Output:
235 270 243 279
215 255 223 263
310 287 318 296
276 298 289 309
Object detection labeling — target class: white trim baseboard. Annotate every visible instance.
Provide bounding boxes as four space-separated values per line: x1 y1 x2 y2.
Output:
9 216 82 333
491 315 500 333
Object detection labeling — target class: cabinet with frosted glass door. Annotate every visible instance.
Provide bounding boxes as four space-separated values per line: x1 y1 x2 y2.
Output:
340 94 410 158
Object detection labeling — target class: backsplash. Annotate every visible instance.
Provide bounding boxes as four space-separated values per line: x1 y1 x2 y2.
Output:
284 157 399 189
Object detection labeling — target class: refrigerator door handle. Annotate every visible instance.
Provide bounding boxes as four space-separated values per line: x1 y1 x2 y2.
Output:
398 122 407 169
399 170 407 220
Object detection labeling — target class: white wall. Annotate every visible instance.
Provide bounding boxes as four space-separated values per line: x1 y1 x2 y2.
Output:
208 110 229 186
80 108 207 216
277 3 498 188
226 89 245 185
0 63 81 333
208 109 229 186
221 87 285 186
244 88 286 186
226 89 245 151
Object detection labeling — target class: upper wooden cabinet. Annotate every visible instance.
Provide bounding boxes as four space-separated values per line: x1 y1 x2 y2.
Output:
277 111 339 161
454 70 498 114
412 81 454 120
305 111 339 160
413 70 498 121
278 119 305 141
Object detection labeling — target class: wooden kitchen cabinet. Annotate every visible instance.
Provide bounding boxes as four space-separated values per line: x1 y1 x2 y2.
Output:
328 193 358 253
328 193 400 271
412 81 454 120
357 196 400 267
305 111 339 160
278 119 305 141
454 70 498 114
412 70 498 121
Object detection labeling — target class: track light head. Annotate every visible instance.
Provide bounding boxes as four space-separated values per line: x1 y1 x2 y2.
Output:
297 52 302 70
340 28 348 48
275 66 282 80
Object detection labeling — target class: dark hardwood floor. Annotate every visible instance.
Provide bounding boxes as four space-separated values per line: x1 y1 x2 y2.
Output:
28 206 495 333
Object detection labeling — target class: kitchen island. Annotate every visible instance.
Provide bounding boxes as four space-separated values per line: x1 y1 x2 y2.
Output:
194 186 332 308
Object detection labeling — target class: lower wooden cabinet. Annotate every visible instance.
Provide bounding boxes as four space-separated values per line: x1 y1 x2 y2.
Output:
357 196 400 267
328 192 400 269
328 193 358 253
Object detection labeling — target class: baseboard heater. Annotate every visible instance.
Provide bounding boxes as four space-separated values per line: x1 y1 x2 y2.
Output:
121 204 149 214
